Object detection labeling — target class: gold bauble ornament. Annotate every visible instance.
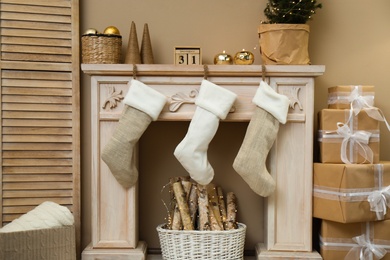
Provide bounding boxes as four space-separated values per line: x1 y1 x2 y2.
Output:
104 26 121 35
234 49 254 65
214 50 233 65
84 28 98 35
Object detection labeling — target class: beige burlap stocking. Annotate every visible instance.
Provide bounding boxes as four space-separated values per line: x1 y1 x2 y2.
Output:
233 81 289 197
101 79 166 188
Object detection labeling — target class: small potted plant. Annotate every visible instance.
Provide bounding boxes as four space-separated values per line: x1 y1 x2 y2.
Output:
258 0 322 65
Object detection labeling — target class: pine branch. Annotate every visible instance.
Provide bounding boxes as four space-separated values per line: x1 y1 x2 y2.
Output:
263 0 322 24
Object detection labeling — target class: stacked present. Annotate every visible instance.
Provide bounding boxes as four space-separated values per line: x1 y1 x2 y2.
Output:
314 85 390 259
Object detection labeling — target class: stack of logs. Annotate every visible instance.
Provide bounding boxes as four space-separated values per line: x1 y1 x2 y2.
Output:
166 176 238 231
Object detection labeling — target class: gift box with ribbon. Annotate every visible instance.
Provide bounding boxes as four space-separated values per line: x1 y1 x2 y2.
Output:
318 109 380 164
320 220 390 260
328 85 375 110
313 162 390 223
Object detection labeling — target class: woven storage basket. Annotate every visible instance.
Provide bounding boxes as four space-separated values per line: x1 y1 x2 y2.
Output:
0 225 76 260
157 223 246 260
81 34 122 64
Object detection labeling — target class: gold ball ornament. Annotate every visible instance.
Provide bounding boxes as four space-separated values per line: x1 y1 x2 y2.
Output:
214 51 233 65
84 28 98 35
234 49 255 65
104 26 121 35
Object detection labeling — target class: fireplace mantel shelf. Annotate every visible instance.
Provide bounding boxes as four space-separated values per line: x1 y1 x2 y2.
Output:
82 64 325 260
82 63 325 77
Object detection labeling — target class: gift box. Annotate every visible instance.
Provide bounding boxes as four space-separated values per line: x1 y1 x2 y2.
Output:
313 162 390 223
320 220 390 260
328 85 375 109
318 109 380 164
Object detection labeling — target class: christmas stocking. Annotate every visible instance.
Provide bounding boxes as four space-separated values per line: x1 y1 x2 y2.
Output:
101 79 167 188
174 80 237 185
233 81 289 197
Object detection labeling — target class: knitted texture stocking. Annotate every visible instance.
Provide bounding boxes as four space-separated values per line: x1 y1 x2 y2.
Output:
101 79 166 188
233 81 289 197
102 106 151 188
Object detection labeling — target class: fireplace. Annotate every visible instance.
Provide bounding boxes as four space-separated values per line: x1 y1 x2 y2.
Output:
81 64 325 259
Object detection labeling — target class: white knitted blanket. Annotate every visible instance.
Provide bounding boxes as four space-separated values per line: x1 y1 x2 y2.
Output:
0 201 74 233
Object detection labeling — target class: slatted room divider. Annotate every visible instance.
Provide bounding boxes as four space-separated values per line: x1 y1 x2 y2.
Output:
0 0 80 250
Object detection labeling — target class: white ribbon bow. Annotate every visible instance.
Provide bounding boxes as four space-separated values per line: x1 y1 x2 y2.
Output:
345 234 387 260
348 88 374 115
336 123 373 164
348 88 390 131
367 186 390 220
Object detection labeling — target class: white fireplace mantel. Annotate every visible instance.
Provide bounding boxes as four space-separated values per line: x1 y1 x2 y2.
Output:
81 64 325 260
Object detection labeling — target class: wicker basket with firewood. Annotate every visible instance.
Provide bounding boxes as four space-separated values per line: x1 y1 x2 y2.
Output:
156 176 246 260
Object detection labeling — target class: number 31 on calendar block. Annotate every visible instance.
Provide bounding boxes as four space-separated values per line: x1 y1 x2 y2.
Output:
174 46 202 65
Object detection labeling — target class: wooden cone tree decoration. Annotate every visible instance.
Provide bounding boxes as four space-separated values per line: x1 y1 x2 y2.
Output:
125 21 141 64
140 23 154 64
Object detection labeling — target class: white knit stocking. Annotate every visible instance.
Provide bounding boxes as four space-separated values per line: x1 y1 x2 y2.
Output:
174 80 237 185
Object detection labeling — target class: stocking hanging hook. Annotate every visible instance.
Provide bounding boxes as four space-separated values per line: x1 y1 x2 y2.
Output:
203 64 209 80
262 64 266 82
133 64 137 79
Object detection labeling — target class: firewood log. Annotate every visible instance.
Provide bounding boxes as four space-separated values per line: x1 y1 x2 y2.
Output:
197 184 211 231
217 186 228 230
226 192 238 230
188 182 198 228
171 206 182 230
181 179 192 200
169 176 191 230
172 181 194 230
207 183 224 230
169 177 182 230
209 206 223 231
182 178 197 229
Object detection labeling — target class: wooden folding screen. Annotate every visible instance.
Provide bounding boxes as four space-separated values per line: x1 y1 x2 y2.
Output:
0 0 80 248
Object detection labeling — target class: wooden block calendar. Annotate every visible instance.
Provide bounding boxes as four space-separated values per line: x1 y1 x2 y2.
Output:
174 46 201 65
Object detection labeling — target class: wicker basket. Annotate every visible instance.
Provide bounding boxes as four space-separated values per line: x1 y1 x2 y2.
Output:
81 34 122 64
156 223 246 260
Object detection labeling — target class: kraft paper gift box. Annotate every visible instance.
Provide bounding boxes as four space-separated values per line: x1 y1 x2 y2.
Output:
318 109 380 164
313 162 390 223
328 85 375 109
320 220 390 260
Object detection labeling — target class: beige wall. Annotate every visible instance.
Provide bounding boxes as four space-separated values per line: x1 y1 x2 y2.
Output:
80 0 390 253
